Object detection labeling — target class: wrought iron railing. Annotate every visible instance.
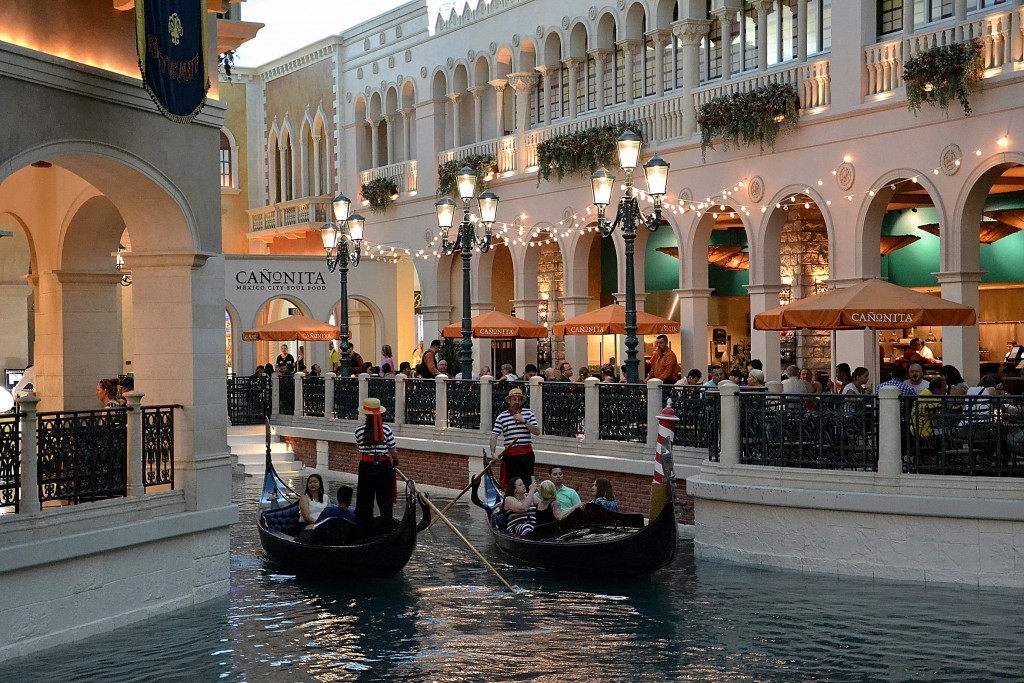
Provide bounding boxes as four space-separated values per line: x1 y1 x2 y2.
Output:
598 383 647 442
491 380 529 422
405 379 436 426
901 394 1024 477
739 393 879 471
542 382 585 438
302 376 325 417
226 375 271 425
662 385 720 459
447 380 481 430
367 377 396 417
0 413 20 511
36 408 128 505
141 405 176 489
333 377 359 420
278 377 295 416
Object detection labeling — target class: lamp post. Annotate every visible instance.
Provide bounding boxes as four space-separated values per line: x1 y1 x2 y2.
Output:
435 166 499 380
320 193 365 378
591 130 669 384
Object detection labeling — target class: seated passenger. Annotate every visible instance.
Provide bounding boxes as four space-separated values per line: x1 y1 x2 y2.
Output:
535 479 582 525
590 478 619 513
316 484 355 523
502 477 538 536
298 473 330 526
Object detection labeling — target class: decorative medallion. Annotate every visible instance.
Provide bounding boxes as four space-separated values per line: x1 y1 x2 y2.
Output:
423 228 434 245
364 86 371 97
388 56 395 68
677 187 693 204
512 34 520 47
940 143 963 176
446 57 454 69
563 207 574 223
380 80 386 90
405 49 413 63
357 67 363 79
536 25 544 38
396 26 403 39
489 42 497 54
588 7 597 19
346 92 352 103
617 0 626 9
513 215 524 230
562 16 570 30
420 66 428 78
836 162 855 191
467 50 475 61
747 176 764 203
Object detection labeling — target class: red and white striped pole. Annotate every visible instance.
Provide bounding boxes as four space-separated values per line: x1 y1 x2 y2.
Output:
651 398 679 520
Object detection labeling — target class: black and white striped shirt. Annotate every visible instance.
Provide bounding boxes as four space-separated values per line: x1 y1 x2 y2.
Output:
492 409 537 446
354 423 397 457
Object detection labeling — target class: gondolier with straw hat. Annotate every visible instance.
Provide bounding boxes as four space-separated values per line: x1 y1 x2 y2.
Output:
489 387 539 489
355 397 399 537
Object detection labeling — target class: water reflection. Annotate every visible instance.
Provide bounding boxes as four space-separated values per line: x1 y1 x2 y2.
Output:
1 474 1022 681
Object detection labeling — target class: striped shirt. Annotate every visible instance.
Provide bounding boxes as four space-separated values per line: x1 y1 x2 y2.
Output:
354 423 397 457
492 409 537 446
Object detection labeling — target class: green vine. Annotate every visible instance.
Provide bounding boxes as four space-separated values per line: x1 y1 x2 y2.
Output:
437 154 497 199
903 39 984 117
696 83 800 161
360 177 400 214
536 122 643 183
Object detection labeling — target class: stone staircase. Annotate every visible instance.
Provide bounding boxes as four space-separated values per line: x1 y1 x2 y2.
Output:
228 425 305 477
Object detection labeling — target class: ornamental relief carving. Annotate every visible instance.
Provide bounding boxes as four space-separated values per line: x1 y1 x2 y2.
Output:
357 67 363 79
379 32 386 45
372 62 379 74
536 25 544 38
420 66 428 78
405 49 412 63
489 42 497 54
446 57 454 68
836 162 855 191
747 177 765 203
388 56 395 68
588 7 597 19
512 34 520 47
562 16 570 29
940 144 963 176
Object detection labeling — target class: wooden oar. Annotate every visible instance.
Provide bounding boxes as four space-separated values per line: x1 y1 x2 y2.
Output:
425 440 515 530
395 467 515 593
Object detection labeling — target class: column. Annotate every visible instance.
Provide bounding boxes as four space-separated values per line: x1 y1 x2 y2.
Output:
797 0 808 62
587 49 610 111
294 372 304 417
511 297 541 372
672 20 710 138
367 118 380 168
480 374 493 439
645 378 664 451
718 12 735 82
446 94 462 150
434 373 449 432
16 395 41 512
674 288 713 377
583 376 600 444
561 295 592 379
717 381 740 467
1010 0 1023 65
754 0 773 70
414 99 446 197
561 59 581 119
468 86 486 143
384 114 395 166
902 0 917 58
535 65 556 125
311 134 322 195
936 271 983 385
509 72 537 171
529 375 544 431
955 0 968 42
617 40 639 105
745 283 782 380
647 30 671 99
324 373 335 418
125 391 145 497
278 143 288 204
419 305 453 347
876 386 903 480
393 373 407 426
400 108 413 162
488 79 508 138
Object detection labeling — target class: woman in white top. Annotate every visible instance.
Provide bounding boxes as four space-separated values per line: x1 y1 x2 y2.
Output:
842 367 870 395
299 473 330 525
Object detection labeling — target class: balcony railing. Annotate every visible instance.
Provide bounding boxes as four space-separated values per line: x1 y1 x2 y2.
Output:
358 160 418 196
247 196 332 235
693 58 832 112
446 379 481 430
438 136 517 175
662 385 720 458
367 377 396 417
227 375 272 426
404 379 436 426
37 408 129 505
0 412 20 511
333 377 359 421
302 376 325 418
541 381 586 438
598 383 647 442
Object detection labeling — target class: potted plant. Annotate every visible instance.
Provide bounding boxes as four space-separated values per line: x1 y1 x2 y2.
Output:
902 39 984 117
697 82 800 160
360 177 400 214
437 154 497 198
536 122 643 182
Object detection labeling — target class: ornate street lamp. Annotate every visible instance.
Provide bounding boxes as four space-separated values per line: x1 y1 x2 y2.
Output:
591 130 669 384
435 166 499 380
320 193 364 378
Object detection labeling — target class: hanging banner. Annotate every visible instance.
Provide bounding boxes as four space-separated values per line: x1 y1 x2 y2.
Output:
136 0 209 124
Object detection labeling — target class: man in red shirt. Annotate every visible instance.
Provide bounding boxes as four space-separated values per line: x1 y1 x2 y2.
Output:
648 334 681 383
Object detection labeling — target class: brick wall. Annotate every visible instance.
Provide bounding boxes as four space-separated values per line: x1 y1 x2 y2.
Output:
283 436 695 524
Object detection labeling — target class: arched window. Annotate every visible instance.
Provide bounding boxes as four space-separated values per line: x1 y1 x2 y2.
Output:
219 129 239 190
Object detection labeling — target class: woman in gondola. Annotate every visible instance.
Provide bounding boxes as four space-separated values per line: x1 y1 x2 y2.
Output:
355 398 399 537
536 479 581 524
590 478 619 513
298 473 330 526
502 477 538 536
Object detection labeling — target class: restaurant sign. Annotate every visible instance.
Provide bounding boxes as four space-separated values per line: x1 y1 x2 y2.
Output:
849 312 915 324
234 269 329 292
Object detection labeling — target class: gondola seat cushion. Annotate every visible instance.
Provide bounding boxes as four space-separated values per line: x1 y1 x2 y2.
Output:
263 506 302 536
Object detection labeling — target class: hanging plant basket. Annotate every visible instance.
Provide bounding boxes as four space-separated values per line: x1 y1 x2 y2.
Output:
697 83 800 161
437 154 497 199
361 177 400 214
536 122 644 183
902 39 984 117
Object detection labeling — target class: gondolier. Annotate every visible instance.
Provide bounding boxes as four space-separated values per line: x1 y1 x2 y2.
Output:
490 387 539 489
355 398 399 537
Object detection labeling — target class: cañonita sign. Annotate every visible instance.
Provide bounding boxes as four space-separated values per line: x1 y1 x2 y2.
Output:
479 328 515 336
849 312 915 324
234 269 328 292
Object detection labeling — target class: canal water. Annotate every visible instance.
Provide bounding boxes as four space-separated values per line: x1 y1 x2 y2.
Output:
3 474 1023 682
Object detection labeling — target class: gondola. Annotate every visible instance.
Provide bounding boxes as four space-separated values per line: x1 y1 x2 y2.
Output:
470 463 678 575
256 422 429 577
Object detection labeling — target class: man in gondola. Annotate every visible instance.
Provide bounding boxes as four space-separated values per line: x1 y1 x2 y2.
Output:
490 387 539 489
354 398 399 537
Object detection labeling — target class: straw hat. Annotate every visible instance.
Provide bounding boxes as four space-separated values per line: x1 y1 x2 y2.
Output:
506 387 525 400
360 397 386 415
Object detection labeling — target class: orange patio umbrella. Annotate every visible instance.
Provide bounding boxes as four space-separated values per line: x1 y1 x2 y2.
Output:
242 315 340 342
440 310 548 339
552 304 680 336
753 279 976 331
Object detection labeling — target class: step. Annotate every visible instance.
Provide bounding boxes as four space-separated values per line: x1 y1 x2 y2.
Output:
226 433 284 446
236 458 306 477
234 451 303 466
229 442 291 456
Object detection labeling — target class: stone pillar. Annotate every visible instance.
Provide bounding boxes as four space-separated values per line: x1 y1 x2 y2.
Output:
468 87 486 144
561 295 592 379
16 394 41 512
674 288 713 375
529 375 544 431
588 49 610 111
419 305 452 346
718 12 735 82
271 373 281 417
936 271 983 385
672 20 710 138
877 386 902 480
324 372 335 419
446 94 462 150
954 0 968 41
746 283 783 381
754 0 774 70
434 373 449 431
583 376 600 444
535 65 556 125
562 59 581 119
394 373 407 426
511 297 541 372
316 440 329 470
488 80 507 138
125 391 145 497
358 372 370 407
797 0 808 62
367 118 380 168
294 372 305 416
646 378 664 450
647 30 671 99
718 381 740 466
509 73 537 171
1011 1 1023 65
902 0 916 58
617 40 639 105
400 108 414 162
383 114 395 166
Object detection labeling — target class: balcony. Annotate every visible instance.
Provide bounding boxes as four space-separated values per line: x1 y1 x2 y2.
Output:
247 196 333 242
357 160 419 202
693 58 832 113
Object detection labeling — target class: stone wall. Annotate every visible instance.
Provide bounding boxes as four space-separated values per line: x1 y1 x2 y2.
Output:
779 205 830 374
